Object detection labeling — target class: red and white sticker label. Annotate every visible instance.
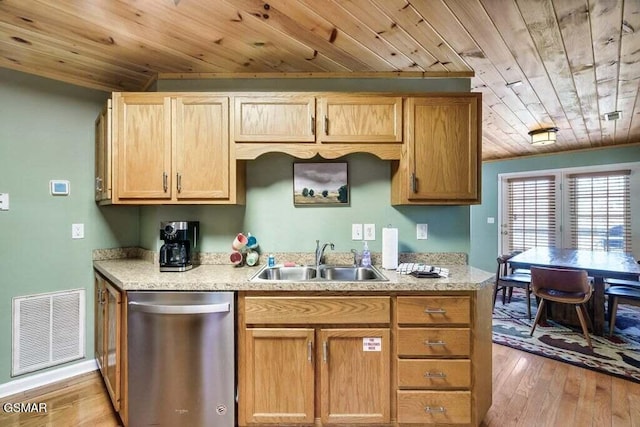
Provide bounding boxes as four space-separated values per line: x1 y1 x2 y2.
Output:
363 337 382 352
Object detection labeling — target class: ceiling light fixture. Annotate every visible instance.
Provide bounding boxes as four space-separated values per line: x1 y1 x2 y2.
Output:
528 127 558 146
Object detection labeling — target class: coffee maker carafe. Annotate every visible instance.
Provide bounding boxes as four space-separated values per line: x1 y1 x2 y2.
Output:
159 221 199 272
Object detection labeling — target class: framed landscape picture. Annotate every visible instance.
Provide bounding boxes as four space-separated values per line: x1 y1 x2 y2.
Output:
293 162 349 206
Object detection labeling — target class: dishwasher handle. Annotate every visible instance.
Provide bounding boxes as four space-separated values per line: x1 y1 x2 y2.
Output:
129 301 230 315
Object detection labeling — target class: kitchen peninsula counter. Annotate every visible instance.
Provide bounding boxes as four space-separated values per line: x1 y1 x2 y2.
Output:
93 258 494 291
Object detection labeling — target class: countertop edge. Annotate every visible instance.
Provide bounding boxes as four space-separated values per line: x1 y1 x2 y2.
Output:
93 259 495 292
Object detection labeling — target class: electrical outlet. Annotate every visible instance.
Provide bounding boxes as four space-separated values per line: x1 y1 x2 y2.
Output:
352 223 363 240
72 223 84 239
0 193 9 211
416 223 428 240
364 224 375 241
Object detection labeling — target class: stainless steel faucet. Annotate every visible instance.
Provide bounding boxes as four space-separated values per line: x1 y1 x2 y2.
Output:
315 240 335 269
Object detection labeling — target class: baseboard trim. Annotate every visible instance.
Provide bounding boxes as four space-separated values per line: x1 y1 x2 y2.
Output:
0 359 98 398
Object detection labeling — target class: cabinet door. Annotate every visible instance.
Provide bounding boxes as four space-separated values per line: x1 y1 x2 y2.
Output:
94 100 111 202
115 93 172 199
320 328 390 424
94 273 106 374
103 281 122 411
175 96 229 199
234 96 315 142
405 95 480 202
317 96 402 143
244 328 315 424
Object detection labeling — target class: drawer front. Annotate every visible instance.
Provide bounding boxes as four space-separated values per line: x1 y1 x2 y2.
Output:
397 390 471 424
397 328 470 357
244 296 390 325
398 359 471 389
397 296 470 325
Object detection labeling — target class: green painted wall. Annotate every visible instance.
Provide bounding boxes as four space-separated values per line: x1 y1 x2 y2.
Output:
0 69 139 385
469 146 640 273
140 153 471 255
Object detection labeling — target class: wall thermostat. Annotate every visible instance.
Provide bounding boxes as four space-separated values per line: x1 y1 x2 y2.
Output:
50 180 70 196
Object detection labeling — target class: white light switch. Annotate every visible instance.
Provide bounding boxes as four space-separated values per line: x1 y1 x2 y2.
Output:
487 217 495 224
72 223 84 239
0 193 9 211
352 224 363 240
417 223 428 240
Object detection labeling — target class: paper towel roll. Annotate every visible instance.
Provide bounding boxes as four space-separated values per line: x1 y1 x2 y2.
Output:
382 228 398 270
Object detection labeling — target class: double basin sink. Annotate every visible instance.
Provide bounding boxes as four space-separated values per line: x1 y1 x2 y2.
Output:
251 264 388 282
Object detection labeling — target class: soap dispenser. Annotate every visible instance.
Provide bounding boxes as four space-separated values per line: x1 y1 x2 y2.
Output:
361 241 371 267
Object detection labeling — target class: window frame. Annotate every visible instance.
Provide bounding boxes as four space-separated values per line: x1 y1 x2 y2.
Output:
498 162 639 258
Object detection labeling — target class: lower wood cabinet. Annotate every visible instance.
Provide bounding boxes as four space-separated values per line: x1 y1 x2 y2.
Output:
244 328 315 424
239 290 492 427
94 271 123 412
239 295 391 426
94 271 128 424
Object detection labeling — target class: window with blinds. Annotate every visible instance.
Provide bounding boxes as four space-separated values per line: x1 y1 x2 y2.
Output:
568 170 631 252
506 176 557 252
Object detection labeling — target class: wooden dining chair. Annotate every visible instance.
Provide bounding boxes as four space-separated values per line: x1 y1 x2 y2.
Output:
493 253 533 319
605 286 640 335
529 266 593 348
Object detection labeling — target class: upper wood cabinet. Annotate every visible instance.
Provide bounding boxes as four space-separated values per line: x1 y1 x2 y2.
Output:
94 100 112 202
233 95 315 142
109 92 242 204
114 93 172 200
233 94 404 160
391 94 481 205
317 96 402 143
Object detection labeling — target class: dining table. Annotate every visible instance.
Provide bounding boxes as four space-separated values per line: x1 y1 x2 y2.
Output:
508 247 640 335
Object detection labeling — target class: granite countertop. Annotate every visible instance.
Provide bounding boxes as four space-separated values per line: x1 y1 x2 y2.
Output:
93 258 494 292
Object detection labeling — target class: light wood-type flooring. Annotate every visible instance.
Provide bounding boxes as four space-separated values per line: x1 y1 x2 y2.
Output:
1 343 639 427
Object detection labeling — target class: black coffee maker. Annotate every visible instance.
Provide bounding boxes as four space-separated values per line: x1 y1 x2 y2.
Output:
159 221 199 272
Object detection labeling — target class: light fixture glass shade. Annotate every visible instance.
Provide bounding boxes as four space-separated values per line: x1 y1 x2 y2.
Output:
528 127 558 146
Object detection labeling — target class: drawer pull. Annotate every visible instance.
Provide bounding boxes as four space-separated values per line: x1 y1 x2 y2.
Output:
424 308 447 314
425 406 446 414
424 371 447 378
424 340 446 346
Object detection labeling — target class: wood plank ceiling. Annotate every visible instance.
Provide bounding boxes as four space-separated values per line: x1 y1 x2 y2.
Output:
1 0 639 161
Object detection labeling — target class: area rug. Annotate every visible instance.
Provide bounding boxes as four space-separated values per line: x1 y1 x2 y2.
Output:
492 288 640 383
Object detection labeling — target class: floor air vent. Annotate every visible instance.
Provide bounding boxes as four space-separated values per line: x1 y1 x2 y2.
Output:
12 289 85 376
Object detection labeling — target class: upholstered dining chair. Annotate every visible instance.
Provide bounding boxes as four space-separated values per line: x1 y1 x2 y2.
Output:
605 286 640 335
493 254 533 319
529 266 593 348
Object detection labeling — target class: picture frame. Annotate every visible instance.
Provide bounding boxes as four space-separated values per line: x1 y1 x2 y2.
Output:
293 162 349 206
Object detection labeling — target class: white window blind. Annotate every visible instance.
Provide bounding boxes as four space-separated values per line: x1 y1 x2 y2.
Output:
506 175 557 252
568 170 631 252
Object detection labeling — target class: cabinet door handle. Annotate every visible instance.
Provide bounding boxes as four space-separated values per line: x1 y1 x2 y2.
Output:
311 116 315 135
424 371 447 378
424 340 446 346
176 173 182 193
424 308 447 314
322 341 328 363
162 172 168 192
410 173 418 193
324 116 329 135
425 406 446 414
95 177 103 193
307 341 313 362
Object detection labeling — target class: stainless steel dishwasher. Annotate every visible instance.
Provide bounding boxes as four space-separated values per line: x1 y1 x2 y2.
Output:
127 291 235 427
